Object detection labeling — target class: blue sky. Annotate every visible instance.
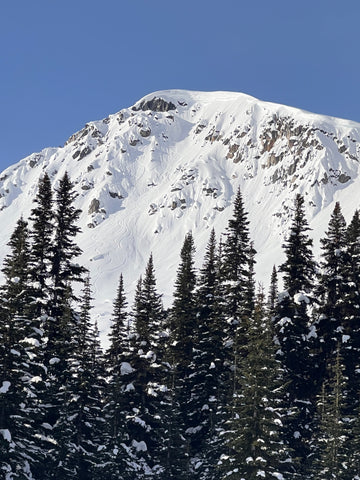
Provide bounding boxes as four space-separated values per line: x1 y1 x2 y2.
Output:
1 0 359 170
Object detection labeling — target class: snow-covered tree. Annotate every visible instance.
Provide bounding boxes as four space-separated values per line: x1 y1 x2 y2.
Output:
59 277 105 477
49 171 86 320
311 347 351 480
274 194 317 474
168 232 198 478
106 256 170 478
220 187 256 393
220 286 291 480
315 202 348 374
187 229 227 478
29 172 54 317
0 218 45 479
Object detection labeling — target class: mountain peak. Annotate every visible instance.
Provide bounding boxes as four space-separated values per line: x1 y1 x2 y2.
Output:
0 90 359 337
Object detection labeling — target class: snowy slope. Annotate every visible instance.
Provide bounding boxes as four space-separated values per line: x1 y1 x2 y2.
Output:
1 89 360 342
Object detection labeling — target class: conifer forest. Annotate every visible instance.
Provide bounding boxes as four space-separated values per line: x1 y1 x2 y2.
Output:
2 171 360 480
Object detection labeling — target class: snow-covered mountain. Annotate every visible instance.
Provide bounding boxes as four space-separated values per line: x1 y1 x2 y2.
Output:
1 89 360 339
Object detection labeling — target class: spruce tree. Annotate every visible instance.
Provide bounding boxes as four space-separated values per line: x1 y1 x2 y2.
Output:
49 171 86 320
29 172 54 317
267 265 278 318
315 202 348 374
341 210 360 416
220 187 256 397
104 274 131 479
129 254 169 476
168 232 197 478
311 347 351 480
1 217 32 317
220 286 291 480
50 276 106 479
189 229 226 478
0 218 45 479
107 256 170 478
274 193 317 474
36 172 88 475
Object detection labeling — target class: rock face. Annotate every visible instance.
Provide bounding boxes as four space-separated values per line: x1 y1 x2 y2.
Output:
132 96 176 112
0 89 359 328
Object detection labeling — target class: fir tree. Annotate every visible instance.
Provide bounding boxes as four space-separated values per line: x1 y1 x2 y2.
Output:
1 217 32 317
220 286 291 480
315 202 348 373
46 278 106 480
311 347 351 480
221 188 256 389
104 274 131 479
49 171 86 320
168 232 197 478
43 172 87 418
29 172 54 316
221 187 255 326
274 194 317 474
189 229 226 478
267 265 278 318
0 218 45 479
342 210 360 416
107 256 170 478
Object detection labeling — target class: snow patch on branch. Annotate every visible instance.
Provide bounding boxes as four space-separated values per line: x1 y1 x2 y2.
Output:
0 381 10 393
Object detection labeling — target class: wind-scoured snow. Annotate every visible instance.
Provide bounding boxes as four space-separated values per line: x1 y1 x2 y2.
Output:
0 89 360 344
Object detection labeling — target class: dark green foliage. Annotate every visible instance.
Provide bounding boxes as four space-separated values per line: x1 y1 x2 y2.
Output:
221 187 254 324
274 194 317 473
168 232 198 478
220 188 256 398
311 348 351 480
221 288 291 480
188 229 227 478
29 172 54 316
0 218 45 479
280 194 316 296
104 274 132 479
315 202 348 370
106 256 170 478
171 232 197 364
50 171 87 318
341 210 360 414
46 278 106 480
1 217 32 317
267 265 278 317
3 173 360 479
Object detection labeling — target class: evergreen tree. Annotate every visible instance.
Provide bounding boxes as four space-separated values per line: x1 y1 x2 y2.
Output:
221 187 256 396
107 256 170 478
311 347 351 480
0 218 45 479
130 254 169 476
315 202 348 373
46 277 106 479
49 171 86 320
221 187 255 325
1 217 32 317
42 172 86 413
34 172 88 475
267 265 278 318
220 286 291 480
274 194 317 474
168 232 197 478
342 210 360 416
189 229 226 478
29 172 54 317
104 274 132 479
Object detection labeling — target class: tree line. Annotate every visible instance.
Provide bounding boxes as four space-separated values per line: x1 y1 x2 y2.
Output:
1 172 360 480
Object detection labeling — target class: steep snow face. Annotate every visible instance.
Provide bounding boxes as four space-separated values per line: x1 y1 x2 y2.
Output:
0 89 359 341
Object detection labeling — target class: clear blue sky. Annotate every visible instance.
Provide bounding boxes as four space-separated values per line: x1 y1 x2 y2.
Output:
1 0 359 170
